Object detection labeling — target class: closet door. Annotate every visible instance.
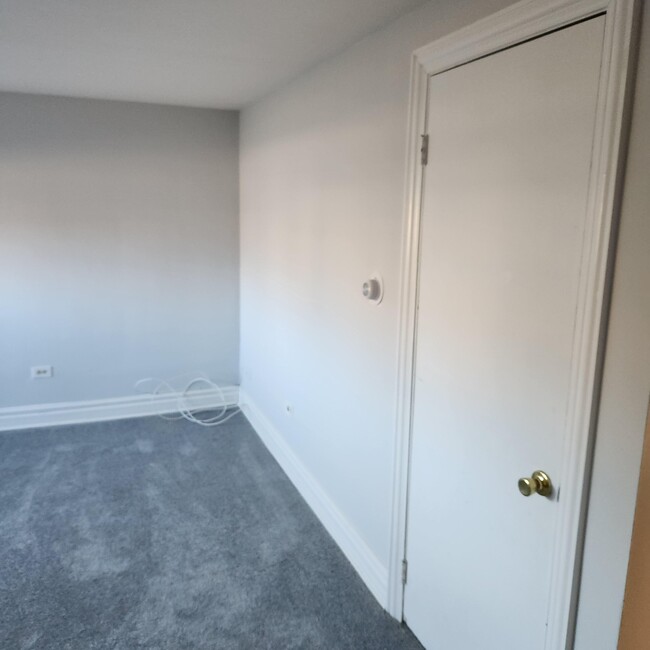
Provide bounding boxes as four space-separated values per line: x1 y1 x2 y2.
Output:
404 16 605 650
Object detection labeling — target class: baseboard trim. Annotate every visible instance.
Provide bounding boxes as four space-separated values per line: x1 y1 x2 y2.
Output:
239 390 388 609
0 386 240 432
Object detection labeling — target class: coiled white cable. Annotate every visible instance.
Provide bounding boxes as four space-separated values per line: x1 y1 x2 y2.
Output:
134 374 240 427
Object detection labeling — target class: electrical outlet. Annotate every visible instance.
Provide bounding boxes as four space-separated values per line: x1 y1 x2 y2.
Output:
31 365 53 379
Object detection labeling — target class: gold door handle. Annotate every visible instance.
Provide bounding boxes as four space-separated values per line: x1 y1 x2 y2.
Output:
518 470 552 497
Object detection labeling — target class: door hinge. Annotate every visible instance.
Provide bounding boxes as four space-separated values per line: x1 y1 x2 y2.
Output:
402 559 408 585
420 134 429 166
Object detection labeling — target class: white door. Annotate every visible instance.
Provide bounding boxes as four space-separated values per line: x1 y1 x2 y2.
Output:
404 16 605 650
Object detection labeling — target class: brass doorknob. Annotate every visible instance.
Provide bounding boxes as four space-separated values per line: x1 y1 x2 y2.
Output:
518 470 552 497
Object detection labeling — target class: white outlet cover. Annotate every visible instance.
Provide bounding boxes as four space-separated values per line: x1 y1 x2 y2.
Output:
31 365 53 379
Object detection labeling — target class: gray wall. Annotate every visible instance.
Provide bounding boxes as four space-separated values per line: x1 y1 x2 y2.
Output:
0 93 240 407
240 0 650 646
240 0 513 575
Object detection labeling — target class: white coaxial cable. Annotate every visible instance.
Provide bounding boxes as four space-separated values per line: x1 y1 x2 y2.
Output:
134 374 240 427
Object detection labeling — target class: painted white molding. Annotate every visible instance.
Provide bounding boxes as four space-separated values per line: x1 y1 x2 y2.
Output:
389 0 638 646
387 49 429 621
416 0 609 76
239 391 389 608
0 386 240 432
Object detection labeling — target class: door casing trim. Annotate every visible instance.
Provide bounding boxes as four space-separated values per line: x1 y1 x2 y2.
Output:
388 1 638 648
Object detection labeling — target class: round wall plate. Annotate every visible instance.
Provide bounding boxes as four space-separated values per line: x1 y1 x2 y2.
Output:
362 274 384 304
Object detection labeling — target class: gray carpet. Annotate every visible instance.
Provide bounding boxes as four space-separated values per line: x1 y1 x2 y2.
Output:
0 411 422 649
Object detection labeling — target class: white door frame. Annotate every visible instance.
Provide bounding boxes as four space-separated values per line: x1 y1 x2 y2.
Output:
387 0 638 647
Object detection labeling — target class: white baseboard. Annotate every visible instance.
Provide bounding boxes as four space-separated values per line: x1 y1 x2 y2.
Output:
0 386 240 432
239 390 388 609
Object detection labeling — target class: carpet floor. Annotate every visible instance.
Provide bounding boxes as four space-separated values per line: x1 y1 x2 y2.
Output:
0 411 422 649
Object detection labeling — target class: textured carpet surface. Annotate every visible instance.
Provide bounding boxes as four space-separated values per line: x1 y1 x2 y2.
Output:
0 412 422 649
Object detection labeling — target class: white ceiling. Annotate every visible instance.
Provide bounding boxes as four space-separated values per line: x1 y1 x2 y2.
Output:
0 0 428 109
